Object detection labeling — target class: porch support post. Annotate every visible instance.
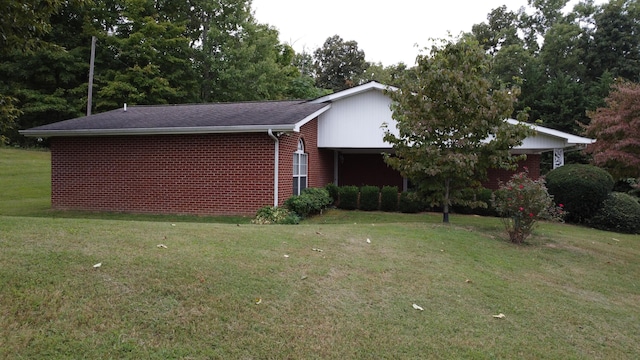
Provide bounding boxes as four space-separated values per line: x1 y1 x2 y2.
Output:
553 148 564 169
333 150 339 185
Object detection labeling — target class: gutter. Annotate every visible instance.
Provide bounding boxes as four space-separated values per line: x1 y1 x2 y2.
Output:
267 129 279 208
19 124 298 138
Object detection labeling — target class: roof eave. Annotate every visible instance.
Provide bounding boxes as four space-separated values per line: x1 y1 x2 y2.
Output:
19 124 298 138
292 104 332 131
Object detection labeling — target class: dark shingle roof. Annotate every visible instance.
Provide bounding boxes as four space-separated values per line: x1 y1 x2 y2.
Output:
21 100 330 137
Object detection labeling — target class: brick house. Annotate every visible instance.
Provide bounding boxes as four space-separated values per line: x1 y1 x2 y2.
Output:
21 82 594 216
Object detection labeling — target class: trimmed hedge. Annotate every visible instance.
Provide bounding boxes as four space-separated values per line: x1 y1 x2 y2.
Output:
359 185 380 211
380 186 399 212
337 185 359 210
325 183 339 205
545 164 614 223
284 187 332 218
454 187 497 217
399 192 424 213
589 192 640 234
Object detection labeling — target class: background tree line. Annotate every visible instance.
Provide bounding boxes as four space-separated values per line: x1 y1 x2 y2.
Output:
1 0 639 148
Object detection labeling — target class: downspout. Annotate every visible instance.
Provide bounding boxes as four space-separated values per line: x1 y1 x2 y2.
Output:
268 129 279 207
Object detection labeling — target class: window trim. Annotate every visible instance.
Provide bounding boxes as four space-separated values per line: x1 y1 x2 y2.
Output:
293 139 308 195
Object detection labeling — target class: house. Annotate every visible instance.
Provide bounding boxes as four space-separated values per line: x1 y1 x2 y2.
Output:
21 82 594 216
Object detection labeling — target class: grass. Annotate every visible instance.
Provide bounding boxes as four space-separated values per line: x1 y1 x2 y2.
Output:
1 147 640 359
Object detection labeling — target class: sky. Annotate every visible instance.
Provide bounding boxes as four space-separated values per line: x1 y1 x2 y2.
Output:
251 0 598 67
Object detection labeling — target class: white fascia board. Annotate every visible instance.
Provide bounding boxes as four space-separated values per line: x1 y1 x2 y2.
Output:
506 119 595 145
292 104 332 131
19 124 298 138
310 82 398 103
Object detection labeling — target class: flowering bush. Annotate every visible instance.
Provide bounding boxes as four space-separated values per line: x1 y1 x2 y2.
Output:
492 171 565 244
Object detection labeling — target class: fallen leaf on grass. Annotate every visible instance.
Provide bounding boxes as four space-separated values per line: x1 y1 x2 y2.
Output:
93 263 102 268
493 313 506 319
157 244 168 249
412 304 424 311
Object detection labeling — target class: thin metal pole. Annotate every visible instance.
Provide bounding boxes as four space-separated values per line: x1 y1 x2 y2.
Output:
87 36 96 116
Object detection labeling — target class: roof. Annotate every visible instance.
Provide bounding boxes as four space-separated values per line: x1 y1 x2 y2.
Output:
506 119 595 146
21 101 331 137
310 81 397 104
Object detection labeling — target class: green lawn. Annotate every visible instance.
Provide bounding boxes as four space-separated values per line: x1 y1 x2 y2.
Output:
1 148 639 359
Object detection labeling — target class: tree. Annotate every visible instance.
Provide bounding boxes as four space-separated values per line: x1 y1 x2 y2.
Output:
586 0 640 83
355 62 408 87
0 0 86 52
584 81 640 179
383 36 530 223
0 0 87 144
472 5 523 55
313 35 368 92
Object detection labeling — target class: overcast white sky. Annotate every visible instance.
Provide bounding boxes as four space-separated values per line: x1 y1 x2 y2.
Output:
251 0 600 66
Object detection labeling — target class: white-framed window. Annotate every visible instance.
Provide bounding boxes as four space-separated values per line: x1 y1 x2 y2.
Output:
293 138 308 195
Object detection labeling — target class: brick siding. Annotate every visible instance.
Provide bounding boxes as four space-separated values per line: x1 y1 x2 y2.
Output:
51 133 277 216
49 118 334 216
483 154 541 189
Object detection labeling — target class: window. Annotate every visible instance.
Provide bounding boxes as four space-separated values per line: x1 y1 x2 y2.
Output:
293 139 308 195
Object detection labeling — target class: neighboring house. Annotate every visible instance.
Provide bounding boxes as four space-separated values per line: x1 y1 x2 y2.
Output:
21 82 594 216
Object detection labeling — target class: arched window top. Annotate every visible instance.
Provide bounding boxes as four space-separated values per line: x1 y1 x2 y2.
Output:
296 138 305 153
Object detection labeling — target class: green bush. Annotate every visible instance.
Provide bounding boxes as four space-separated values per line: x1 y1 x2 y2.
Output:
398 192 425 213
359 185 380 211
284 187 332 218
325 183 339 205
613 178 640 199
589 192 640 234
337 185 359 210
545 164 614 223
380 186 399 212
454 187 496 216
252 206 300 224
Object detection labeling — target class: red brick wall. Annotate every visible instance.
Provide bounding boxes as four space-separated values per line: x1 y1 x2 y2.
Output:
50 133 277 216
276 118 334 205
483 154 541 190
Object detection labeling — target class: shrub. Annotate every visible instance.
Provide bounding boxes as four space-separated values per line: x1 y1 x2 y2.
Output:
337 185 359 210
325 183 339 205
454 187 496 216
252 206 300 224
284 187 332 218
545 164 614 223
613 178 640 199
380 186 399 212
359 185 380 211
589 192 640 234
492 171 564 244
398 192 425 213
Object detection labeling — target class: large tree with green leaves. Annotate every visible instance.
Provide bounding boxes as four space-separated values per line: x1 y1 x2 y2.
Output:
383 36 530 223
313 35 368 92
0 0 86 144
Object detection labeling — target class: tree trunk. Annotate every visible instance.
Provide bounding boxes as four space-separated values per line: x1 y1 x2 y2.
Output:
442 178 450 223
